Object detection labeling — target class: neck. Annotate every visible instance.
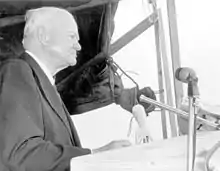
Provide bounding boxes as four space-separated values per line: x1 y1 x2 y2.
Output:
26 47 58 76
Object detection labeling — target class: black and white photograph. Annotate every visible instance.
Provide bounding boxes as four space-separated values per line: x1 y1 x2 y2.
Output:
0 0 220 170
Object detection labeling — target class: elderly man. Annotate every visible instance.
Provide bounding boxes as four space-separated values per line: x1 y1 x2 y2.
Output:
0 7 131 171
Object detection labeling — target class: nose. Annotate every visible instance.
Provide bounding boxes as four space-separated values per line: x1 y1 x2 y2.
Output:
74 42 81 51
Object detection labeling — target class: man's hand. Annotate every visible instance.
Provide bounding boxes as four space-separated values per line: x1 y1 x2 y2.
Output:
91 140 132 154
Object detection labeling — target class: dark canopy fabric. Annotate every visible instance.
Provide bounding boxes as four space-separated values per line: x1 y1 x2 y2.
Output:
0 0 122 17
0 1 89 17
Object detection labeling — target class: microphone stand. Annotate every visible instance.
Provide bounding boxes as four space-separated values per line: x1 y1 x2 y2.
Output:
187 78 199 171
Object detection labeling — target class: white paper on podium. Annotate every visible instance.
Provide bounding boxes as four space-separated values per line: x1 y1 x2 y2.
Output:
71 103 138 149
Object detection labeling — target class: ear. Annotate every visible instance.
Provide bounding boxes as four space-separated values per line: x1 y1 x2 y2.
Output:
37 26 49 46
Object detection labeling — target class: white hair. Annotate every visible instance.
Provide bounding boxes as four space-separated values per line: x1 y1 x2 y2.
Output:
23 7 73 43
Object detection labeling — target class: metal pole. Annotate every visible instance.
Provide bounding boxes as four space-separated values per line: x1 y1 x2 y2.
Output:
187 97 198 171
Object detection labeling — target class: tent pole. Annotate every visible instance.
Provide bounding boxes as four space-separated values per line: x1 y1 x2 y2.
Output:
109 11 157 56
166 0 185 134
149 0 168 139
102 3 112 54
157 8 178 137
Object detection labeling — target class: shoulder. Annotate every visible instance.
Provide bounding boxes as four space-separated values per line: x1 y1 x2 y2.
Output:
1 58 31 71
0 58 36 86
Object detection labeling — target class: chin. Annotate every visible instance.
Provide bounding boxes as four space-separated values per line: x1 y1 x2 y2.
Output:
69 60 77 66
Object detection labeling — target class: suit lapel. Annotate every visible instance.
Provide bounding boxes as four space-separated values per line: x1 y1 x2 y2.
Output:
20 53 75 143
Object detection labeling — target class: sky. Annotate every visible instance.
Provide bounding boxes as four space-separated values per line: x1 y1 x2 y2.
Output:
112 0 220 105
175 0 220 105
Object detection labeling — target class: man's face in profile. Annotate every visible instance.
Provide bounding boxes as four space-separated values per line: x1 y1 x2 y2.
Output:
46 14 81 68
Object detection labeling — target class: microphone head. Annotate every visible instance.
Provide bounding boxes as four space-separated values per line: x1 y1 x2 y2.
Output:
175 67 198 83
175 67 183 82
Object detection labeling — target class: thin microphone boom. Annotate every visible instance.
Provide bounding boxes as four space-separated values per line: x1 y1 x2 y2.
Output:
139 95 220 129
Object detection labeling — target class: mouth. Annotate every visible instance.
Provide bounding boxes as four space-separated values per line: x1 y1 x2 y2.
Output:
76 51 80 57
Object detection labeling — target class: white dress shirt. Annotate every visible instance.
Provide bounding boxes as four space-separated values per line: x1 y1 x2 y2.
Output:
25 51 55 85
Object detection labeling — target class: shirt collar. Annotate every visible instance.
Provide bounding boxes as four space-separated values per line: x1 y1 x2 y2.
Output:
25 50 55 85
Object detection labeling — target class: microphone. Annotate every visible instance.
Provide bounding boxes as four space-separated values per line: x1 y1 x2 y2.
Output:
132 104 153 142
175 67 198 83
175 67 199 96
175 68 199 170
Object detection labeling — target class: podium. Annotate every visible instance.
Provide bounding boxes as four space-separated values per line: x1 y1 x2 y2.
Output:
71 131 220 171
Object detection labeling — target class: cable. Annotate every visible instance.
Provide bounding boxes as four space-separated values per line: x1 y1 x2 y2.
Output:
106 57 140 91
205 141 220 171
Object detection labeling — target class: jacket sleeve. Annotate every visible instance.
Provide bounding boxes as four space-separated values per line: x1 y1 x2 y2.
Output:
0 59 91 171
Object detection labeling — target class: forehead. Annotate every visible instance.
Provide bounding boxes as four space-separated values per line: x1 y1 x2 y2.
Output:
68 19 78 32
60 17 78 35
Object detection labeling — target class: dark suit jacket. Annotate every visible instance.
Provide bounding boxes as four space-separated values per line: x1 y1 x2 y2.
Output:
0 53 91 171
